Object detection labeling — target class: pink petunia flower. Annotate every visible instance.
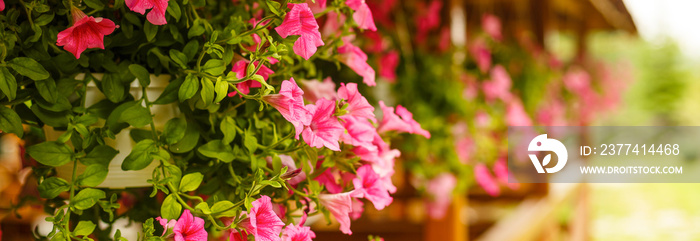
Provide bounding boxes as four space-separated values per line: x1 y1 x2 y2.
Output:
307 0 327 13
263 78 313 138
56 8 118 59
229 60 274 97
156 217 177 236
470 38 492 74
337 83 375 121
314 168 343 194
346 0 377 31
349 198 364 220
125 0 169 25
367 0 397 27
236 195 286 241
275 3 325 60
301 98 345 151
474 163 500 196
395 105 431 138
425 173 457 219
172 210 208 241
482 13 502 41
482 65 512 102
338 41 376 86
340 115 376 149
455 136 474 164
506 99 532 126
319 192 354 235
0 0 4 11
415 0 442 43
351 165 393 210
281 224 316 241
266 155 306 186
301 77 337 103
376 101 412 134
378 50 399 82
493 157 519 190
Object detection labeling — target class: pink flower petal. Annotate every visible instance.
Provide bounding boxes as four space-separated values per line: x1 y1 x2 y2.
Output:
275 3 325 60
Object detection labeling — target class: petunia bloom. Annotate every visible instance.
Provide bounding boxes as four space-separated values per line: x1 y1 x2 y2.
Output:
377 102 430 138
425 173 457 219
395 105 431 138
319 192 354 235
125 0 169 25
56 8 118 59
506 99 532 126
172 210 208 241
301 77 337 103
340 115 376 149
266 155 306 186
281 224 316 241
378 51 399 82
482 65 512 102
493 157 519 190
482 13 502 41
0 0 4 11
338 41 376 86
470 38 492 74
346 0 377 31
229 60 274 97
262 78 313 138
275 3 325 60
474 164 500 196
301 98 345 151
156 217 177 236
337 83 375 121
236 195 286 241
351 165 393 210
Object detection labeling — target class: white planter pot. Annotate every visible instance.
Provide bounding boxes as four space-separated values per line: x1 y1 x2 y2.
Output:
44 73 178 189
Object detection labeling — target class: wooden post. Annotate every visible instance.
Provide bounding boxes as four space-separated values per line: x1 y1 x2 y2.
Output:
425 196 467 241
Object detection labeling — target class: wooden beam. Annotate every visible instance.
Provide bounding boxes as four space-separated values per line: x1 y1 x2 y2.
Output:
425 196 467 241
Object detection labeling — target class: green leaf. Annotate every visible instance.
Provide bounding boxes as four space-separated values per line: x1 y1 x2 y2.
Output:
34 13 55 26
129 64 151 87
187 20 205 38
161 194 182 220
244 128 258 153
211 201 237 217
81 145 118 166
202 59 226 75
38 177 70 199
31 105 70 127
71 188 106 210
169 50 188 69
170 121 199 153
73 221 96 236
27 141 73 167
179 172 203 192
121 139 157 171
200 78 214 106
197 140 234 162
0 106 23 137
119 104 152 128
77 164 108 187
178 74 199 101
153 76 184 105
214 78 228 103
101 73 125 103
195 202 211 215
35 78 58 103
266 0 282 16
163 118 187 145
166 0 181 21
0 67 17 101
220 116 236 144
8 57 50 80
83 0 105 10
183 41 199 61
144 22 158 42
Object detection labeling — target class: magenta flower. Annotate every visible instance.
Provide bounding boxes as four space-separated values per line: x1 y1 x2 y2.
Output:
301 98 344 151
346 0 377 31
237 195 286 241
470 38 492 74
314 168 343 194
229 60 274 97
263 78 313 138
275 3 324 60
337 83 375 121
266 155 306 186
395 105 431 138
125 0 169 25
425 173 457 219
56 8 118 59
455 136 474 164
349 198 364 220
171 210 208 241
301 77 337 103
0 0 4 11
415 0 442 43
319 192 354 235
340 115 376 149
338 41 376 86
482 65 512 102
482 13 502 41
351 165 393 210
377 101 412 134
281 224 316 241
474 164 500 197
506 100 532 126
493 158 519 190
155 217 177 236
